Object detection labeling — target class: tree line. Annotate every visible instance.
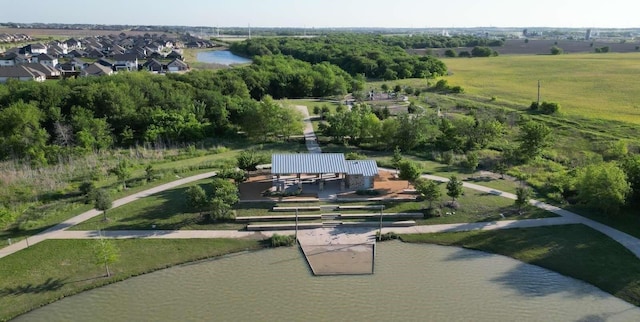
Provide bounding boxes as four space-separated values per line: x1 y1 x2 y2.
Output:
230 34 448 80
0 54 357 164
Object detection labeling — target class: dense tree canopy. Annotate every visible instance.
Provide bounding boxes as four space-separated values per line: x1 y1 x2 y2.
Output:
230 34 448 80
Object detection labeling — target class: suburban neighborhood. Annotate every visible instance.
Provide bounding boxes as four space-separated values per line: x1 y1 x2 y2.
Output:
0 32 216 81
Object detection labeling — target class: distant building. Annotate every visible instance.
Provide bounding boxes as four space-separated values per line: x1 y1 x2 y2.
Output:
585 29 592 40
0 65 46 82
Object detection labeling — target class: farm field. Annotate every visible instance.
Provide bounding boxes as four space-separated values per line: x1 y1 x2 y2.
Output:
441 53 640 124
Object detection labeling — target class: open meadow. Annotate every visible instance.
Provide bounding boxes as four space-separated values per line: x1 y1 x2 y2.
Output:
441 53 640 124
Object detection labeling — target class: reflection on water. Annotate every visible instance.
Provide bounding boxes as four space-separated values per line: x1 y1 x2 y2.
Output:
196 50 251 65
16 242 640 322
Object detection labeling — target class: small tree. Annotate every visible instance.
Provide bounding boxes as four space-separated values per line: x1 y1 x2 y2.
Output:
145 164 156 183
465 152 479 175
237 149 268 172
398 160 421 186
381 83 389 92
94 236 119 277
94 189 112 221
320 105 331 119
185 185 208 216
550 46 563 55
391 146 403 174
415 178 441 209
446 175 464 202
393 84 402 94
515 186 532 212
208 198 234 221
110 159 132 189
312 105 321 115
442 150 455 167
79 181 96 204
494 161 508 179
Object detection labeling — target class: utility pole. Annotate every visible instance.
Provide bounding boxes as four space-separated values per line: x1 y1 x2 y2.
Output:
295 208 299 244
537 80 541 106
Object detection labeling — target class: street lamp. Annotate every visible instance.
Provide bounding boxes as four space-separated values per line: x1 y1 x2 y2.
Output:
378 205 384 240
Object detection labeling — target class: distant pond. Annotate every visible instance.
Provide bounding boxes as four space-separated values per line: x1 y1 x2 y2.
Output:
196 50 251 65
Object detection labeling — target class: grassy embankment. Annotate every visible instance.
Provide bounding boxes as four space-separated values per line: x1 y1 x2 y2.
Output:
0 141 307 246
400 224 640 306
73 176 554 231
0 238 263 321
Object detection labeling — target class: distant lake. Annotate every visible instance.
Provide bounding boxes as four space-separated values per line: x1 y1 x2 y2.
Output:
196 50 251 65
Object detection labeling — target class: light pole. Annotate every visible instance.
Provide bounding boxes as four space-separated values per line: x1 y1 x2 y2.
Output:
378 205 384 240
295 208 299 245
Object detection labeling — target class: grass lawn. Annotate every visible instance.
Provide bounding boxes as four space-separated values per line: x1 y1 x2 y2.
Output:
0 238 263 321
72 179 245 231
441 53 640 124
400 224 640 306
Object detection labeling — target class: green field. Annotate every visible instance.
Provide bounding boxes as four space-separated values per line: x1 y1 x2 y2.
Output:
441 53 640 124
400 224 640 306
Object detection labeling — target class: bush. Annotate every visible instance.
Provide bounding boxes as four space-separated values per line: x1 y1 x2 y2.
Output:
550 46 563 55
356 189 381 196
376 232 399 241
540 101 560 114
270 234 295 247
345 152 368 160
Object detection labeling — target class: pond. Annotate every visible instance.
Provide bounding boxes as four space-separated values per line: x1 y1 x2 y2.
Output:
17 242 640 321
196 50 251 65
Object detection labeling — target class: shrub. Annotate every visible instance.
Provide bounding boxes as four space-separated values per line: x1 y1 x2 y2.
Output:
356 189 381 196
345 152 367 160
540 101 560 114
376 232 399 241
550 46 563 55
270 234 295 247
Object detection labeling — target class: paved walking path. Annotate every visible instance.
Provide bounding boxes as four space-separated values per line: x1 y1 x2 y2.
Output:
3 104 640 263
295 105 322 153
0 171 217 259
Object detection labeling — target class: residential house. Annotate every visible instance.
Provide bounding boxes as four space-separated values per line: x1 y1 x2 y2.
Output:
167 58 188 72
112 54 138 71
25 43 47 55
0 65 46 82
22 63 61 79
81 63 113 77
143 58 164 72
166 50 183 60
32 53 58 67
0 53 16 66
95 57 115 69
68 49 88 58
65 38 81 50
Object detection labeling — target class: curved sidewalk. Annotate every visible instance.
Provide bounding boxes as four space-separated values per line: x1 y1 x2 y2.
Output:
0 171 217 259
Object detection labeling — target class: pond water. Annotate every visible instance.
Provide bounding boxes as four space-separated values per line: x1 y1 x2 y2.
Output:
17 242 640 321
196 50 251 65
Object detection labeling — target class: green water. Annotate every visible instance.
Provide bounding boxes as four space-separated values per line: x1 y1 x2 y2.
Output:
16 242 640 321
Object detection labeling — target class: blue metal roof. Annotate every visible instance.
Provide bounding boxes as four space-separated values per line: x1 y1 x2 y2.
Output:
271 153 347 174
345 160 379 177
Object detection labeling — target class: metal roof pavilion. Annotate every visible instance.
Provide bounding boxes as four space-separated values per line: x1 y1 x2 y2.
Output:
345 160 379 177
271 153 347 175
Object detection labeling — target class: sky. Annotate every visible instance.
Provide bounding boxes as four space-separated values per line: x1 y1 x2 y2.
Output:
1 0 639 29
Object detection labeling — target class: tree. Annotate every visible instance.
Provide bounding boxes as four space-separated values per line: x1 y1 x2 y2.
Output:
79 181 96 204
446 175 464 202
444 49 457 57
110 159 132 189
398 160 421 186
211 178 240 205
381 83 389 92
515 186 532 212
620 155 640 204
237 149 269 171
185 185 208 215
312 105 321 115
550 46 563 55
391 146 403 173
517 121 552 161
94 189 112 221
145 165 156 183
414 178 441 209
94 236 119 277
464 152 479 175
494 161 508 179
209 198 234 221
575 163 630 214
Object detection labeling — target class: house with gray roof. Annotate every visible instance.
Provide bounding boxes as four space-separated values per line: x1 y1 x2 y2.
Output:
0 65 46 82
32 53 58 67
80 63 113 77
167 58 188 72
